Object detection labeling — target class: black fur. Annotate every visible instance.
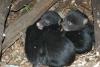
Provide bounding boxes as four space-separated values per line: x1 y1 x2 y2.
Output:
37 11 62 30
62 10 88 31
25 11 75 67
65 23 94 54
62 10 94 54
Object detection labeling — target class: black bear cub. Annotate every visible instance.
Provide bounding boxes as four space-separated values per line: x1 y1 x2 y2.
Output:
62 10 94 54
25 11 76 67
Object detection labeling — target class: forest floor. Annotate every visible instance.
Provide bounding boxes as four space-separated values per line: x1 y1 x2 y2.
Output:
1 0 100 67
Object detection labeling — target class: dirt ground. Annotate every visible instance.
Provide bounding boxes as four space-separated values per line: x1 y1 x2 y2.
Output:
0 38 99 67
1 0 100 67
1 39 100 67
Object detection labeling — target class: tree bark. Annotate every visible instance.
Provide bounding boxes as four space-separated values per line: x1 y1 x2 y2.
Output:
92 0 100 52
2 0 59 53
11 0 34 11
0 0 12 59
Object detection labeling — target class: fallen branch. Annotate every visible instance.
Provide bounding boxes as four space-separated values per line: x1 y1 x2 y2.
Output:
0 0 12 59
2 0 59 53
11 0 33 11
